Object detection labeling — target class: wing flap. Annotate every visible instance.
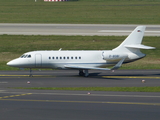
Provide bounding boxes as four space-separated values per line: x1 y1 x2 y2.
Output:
64 57 126 70
64 65 111 70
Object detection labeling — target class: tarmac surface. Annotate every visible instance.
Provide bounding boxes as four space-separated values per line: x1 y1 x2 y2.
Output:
0 23 160 36
0 70 160 120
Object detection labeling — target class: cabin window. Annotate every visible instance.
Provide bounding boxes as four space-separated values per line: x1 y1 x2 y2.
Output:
49 56 82 60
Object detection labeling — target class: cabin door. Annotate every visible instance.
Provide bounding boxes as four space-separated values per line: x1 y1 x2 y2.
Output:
102 51 105 59
35 53 42 67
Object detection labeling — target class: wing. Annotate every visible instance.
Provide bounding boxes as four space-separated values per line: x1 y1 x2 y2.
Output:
64 57 126 70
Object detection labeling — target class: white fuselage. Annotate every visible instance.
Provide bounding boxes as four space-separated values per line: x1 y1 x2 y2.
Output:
6 26 155 77
7 50 145 69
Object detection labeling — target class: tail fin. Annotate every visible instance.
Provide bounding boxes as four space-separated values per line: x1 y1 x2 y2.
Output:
113 26 155 52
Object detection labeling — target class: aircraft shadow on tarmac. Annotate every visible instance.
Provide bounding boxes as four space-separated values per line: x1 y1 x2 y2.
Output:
3 70 159 80
80 71 160 80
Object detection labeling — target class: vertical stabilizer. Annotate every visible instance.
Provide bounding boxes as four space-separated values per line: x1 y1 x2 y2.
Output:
113 26 147 52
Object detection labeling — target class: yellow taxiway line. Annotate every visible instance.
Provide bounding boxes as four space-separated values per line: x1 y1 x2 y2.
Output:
0 93 32 99
0 74 160 79
0 75 55 77
102 76 160 79
0 98 160 106
0 93 160 106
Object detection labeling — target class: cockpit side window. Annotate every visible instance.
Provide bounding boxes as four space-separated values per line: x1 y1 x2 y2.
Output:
24 55 28 58
28 55 31 58
20 55 25 58
20 54 31 58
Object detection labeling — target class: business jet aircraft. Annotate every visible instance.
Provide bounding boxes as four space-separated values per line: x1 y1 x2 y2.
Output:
7 26 155 77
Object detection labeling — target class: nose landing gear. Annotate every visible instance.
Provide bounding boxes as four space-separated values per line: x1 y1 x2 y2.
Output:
29 68 32 77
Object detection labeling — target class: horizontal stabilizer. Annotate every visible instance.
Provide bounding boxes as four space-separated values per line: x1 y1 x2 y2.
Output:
64 57 126 71
125 44 155 49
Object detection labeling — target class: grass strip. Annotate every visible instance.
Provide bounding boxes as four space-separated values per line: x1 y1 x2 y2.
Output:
12 86 160 92
1 35 159 70
0 0 160 24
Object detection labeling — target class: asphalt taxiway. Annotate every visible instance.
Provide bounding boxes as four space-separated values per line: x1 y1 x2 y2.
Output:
0 70 160 120
0 24 160 36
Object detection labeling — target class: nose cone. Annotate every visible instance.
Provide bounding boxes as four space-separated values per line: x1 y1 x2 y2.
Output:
7 59 20 67
7 58 34 68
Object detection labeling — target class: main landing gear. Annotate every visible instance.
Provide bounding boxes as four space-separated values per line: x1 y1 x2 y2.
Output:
79 70 89 77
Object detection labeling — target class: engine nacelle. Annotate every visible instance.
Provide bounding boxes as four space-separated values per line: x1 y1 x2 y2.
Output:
102 51 128 61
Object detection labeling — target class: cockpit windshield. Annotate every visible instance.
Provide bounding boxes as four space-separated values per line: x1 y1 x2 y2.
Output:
20 54 31 58
20 55 25 58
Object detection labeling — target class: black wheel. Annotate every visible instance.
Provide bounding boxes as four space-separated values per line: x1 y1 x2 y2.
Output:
79 70 84 76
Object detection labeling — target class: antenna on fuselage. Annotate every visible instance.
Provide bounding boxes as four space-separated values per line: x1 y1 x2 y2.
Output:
59 48 62 51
